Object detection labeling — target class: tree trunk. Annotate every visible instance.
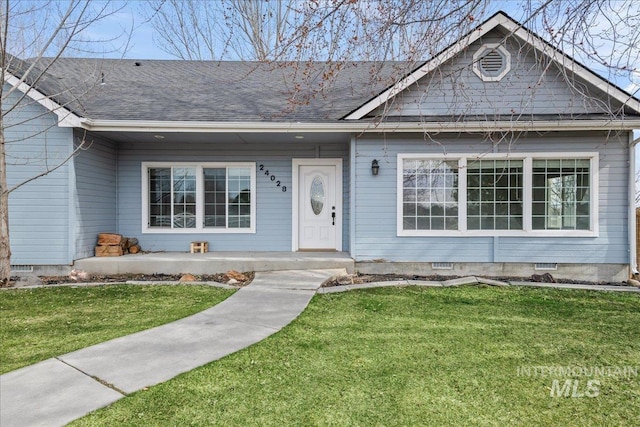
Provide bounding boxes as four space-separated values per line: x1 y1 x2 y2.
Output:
0 121 11 286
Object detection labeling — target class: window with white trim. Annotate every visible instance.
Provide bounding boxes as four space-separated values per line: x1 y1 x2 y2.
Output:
402 159 459 231
397 153 597 237
532 159 590 230
467 159 523 230
144 163 256 233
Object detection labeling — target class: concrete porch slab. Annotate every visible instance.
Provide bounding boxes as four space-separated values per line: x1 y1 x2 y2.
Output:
74 251 354 275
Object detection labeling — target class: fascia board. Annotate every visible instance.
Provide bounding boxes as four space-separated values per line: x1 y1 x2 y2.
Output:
80 118 640 133
4 73 85 127
503 20 640 115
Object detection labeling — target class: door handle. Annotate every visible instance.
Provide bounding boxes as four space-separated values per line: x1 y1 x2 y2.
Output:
332 207 336 226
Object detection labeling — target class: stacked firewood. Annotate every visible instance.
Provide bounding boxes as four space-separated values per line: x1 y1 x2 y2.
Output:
95 233 142 257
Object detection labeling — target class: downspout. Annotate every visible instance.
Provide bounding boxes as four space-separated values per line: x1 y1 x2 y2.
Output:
629 131 640 276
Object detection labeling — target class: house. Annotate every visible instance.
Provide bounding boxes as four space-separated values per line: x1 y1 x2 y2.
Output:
4 12 640 282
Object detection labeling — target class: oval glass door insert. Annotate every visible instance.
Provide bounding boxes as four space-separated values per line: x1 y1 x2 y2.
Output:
310 176 325 215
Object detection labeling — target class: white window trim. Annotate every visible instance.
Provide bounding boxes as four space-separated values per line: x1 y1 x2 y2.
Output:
397 153 599 238
142 162 256 234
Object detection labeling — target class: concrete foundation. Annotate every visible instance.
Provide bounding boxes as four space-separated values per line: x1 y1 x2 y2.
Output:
355 262 630 283
11 265 73 277
13 255 629 283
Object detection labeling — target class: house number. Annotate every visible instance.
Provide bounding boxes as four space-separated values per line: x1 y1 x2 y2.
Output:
259 164 287 192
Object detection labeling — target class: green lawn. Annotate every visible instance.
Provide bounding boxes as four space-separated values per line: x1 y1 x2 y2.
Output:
0 285 235 374
71 286 640 426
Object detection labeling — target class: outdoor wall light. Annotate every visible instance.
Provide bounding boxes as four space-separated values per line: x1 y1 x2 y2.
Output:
371 159 380 176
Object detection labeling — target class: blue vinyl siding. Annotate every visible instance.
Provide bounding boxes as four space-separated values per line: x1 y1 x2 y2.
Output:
116 138 349 252
376 29 623 118
4 85 72 264
74 131 117 259
353 131 629 264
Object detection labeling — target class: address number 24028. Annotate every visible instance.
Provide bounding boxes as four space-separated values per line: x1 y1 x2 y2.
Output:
259 164 287 192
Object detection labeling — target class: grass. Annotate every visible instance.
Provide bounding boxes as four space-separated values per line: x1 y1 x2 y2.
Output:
70 286 640 426
0 284 235 374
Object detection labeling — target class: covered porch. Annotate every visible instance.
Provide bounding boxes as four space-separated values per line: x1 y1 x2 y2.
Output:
73 251 354 275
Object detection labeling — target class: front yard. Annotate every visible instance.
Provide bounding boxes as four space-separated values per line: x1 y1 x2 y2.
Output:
0 285 235 374
65 286 639 426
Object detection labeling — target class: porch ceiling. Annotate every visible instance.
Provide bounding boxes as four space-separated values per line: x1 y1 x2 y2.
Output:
92 130 352 145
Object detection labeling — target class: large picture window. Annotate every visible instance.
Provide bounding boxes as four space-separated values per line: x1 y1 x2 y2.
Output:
397 153 597 237
144 163 256 233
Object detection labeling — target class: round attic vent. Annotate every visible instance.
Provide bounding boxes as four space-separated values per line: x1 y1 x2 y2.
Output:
473 43 511 82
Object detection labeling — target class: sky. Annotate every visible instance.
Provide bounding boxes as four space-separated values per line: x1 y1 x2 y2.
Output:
88 1 639 91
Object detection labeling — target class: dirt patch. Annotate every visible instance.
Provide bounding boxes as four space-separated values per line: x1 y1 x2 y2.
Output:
324 273 627 287
10 272 255 287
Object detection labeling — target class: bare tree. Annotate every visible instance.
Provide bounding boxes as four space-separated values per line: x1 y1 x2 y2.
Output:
0 0 130 285
142 0 639 101
143 0 296 60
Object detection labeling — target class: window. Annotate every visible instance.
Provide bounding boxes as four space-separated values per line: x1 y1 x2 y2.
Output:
397 153 597 237
532 159 590 230
143 163 255 233
402 159 459 230
467 159 523 230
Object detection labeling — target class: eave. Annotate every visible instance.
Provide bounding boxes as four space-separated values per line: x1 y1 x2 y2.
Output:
3 74 85 128
79 118 640 134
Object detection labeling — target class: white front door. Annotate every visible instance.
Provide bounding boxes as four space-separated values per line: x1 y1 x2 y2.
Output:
294 160 342 251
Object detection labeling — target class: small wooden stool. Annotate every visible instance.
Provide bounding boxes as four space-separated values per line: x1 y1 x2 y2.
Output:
190 241 208 253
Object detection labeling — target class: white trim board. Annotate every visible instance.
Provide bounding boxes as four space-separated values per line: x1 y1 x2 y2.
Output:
3 74 84 127
78 118 640 133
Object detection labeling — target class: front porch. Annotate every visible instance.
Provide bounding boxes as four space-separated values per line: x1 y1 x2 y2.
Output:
73 251 354 275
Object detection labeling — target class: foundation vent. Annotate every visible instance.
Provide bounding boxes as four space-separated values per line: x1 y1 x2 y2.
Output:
534 263 558 271
10 265 34 273
432 262 454 270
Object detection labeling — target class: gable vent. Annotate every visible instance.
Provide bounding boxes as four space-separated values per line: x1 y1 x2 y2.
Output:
473 43 511 82
480 51 504 73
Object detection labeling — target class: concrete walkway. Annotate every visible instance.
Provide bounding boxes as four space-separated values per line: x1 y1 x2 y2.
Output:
0 269 342 427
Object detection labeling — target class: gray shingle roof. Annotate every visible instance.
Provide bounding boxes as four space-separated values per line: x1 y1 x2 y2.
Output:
17 58 407 122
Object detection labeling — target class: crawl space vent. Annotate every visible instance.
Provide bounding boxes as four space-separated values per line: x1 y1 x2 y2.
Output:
10 265 34 273
432 262 454 270
534 263 558 271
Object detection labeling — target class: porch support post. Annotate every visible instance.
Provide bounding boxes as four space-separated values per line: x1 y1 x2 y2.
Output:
629 132 639 275
349 135 357 259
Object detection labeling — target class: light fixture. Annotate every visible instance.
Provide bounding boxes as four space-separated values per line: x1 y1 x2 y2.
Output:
154 135 165 139
294 135 305 139
371 159 379 176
